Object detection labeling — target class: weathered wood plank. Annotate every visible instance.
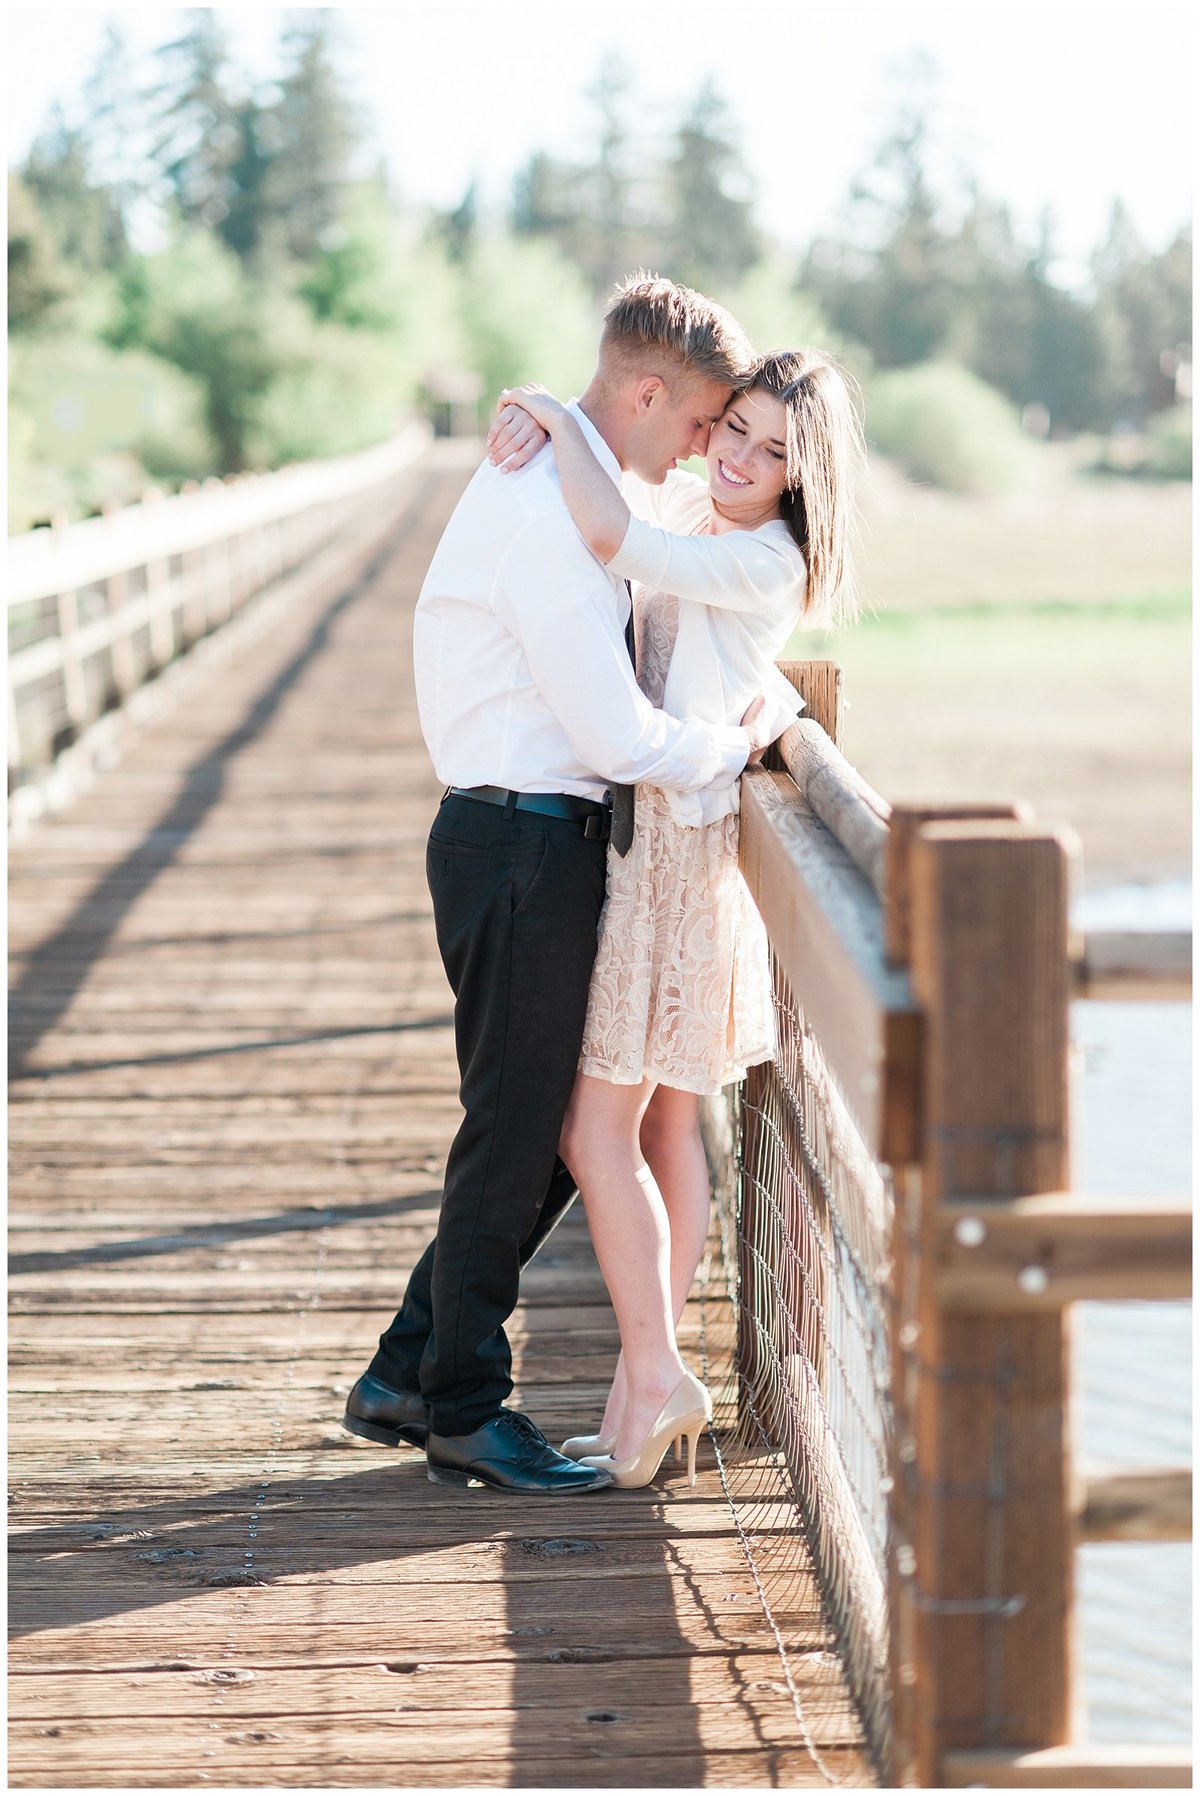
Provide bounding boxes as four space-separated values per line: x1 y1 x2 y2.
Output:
7 1736 864 1791
8 1535 817 1592
10 1501 793 1551
7 1702 861 1765
8 1607 829 1671
7 1652 854 1724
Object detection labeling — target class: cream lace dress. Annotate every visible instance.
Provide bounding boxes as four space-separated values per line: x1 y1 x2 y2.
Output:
578 587 776 1096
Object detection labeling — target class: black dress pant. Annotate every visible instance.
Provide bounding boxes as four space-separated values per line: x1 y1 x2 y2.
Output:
369 794 607 1435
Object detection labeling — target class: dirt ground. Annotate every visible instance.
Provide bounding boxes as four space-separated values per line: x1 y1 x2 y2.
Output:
798 459 1192 891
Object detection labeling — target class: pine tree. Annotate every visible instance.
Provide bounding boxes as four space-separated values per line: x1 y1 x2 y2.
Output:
80 22 149 231
803 56 955 368
148 10 244 236
512 151 577 241
21 102 127 275
436 179 479 264
583 53 636 295
1091 202 1192 423
663 81 759 290
510 58 652 296
264 9 358 262
1020 210 1107 431
948 187 1029 396
7 172 72 331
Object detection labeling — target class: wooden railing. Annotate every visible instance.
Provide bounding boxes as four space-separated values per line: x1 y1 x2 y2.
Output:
736 660 1191 1789
7 424 431 824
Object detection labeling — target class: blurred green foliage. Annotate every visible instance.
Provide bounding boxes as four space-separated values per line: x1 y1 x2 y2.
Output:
1144 405 1193 480
8 334 213 530
865 363 1031 495
456 235 598 403
7 17 1191 530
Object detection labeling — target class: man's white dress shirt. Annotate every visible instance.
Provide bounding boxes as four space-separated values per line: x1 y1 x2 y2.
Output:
413 406 749 803
615 469 808 827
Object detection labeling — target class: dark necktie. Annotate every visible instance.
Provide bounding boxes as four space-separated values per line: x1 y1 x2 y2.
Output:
610 587 637 856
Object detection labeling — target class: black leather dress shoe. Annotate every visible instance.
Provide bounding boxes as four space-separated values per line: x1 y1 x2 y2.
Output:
342 1371 429 1449
426 1411 613 1494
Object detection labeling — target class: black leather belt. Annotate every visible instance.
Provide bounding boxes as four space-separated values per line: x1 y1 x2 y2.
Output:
447 785 612 841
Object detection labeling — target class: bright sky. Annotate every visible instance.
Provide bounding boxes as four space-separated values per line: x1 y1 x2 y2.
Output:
6 1 1193 286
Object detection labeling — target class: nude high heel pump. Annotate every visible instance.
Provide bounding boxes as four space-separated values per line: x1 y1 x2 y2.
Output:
560 1429 617 1461
582 1372 711 1490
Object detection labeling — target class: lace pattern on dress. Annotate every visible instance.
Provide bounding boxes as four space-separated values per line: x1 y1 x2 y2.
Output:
579 586 775 1095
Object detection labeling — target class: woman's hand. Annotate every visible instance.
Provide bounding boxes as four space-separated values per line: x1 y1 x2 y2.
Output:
486 402 548 473
498 382 566 430
486 383 565 473
740 694 770 766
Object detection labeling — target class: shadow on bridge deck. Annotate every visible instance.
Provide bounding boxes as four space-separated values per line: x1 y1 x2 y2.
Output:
8 442 866 1787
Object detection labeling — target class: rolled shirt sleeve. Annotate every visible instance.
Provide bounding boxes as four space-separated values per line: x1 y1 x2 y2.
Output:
492 512 748 793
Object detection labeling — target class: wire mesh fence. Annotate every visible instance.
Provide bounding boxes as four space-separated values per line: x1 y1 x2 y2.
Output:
699 952 896 1786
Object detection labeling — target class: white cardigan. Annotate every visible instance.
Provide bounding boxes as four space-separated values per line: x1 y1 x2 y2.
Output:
611 469 807 827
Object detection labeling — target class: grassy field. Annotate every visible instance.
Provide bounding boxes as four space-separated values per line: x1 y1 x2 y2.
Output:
792 455 1191 890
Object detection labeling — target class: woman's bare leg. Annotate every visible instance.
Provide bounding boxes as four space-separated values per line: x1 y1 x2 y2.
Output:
587 1085 713 1442
597 1352 627 1442
559 1071 689 1460
640 1084 712 1323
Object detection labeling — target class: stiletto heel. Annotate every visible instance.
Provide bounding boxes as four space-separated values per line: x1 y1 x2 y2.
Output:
582 1372 711 1490
673 1434 682 1463
685 1426 700 1486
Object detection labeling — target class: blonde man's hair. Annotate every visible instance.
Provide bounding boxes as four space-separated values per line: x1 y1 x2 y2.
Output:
599 272 755 390
750 349 866 630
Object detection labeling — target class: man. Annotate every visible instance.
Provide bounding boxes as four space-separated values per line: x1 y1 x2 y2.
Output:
343 275 764 1495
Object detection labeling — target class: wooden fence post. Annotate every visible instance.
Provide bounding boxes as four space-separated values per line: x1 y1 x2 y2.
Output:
55 586 88 742
9 681 24 790
885 802 1034 968
106 567 136 703
98 500 136 703
890 820 1077 1787
776 659 844 747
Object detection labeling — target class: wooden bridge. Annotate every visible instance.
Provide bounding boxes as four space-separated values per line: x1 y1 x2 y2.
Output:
8 431 1191 1788
8 439 867 1789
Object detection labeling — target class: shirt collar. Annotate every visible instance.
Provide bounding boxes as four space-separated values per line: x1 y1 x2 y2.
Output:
567 400 622 485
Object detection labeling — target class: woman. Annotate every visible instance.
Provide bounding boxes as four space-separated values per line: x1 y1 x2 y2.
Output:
486 351 862 1486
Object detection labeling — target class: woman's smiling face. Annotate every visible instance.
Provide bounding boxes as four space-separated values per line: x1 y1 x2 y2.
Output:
705 388 790 523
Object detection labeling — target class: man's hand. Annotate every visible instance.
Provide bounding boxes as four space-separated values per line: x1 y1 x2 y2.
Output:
741 694 771 767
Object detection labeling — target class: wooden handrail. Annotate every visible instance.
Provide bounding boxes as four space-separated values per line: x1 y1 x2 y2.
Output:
762 715 1190 1005
775 715 891 898
738 766 918 1165
943 1745 1192 1787
8 425 431 798
7 426 430 608
1076 1465 1192 1543
1072 929 1192 999
936 1195 1192 1307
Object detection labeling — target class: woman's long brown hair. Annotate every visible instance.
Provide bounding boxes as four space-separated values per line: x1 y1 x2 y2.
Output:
751 349 865 629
